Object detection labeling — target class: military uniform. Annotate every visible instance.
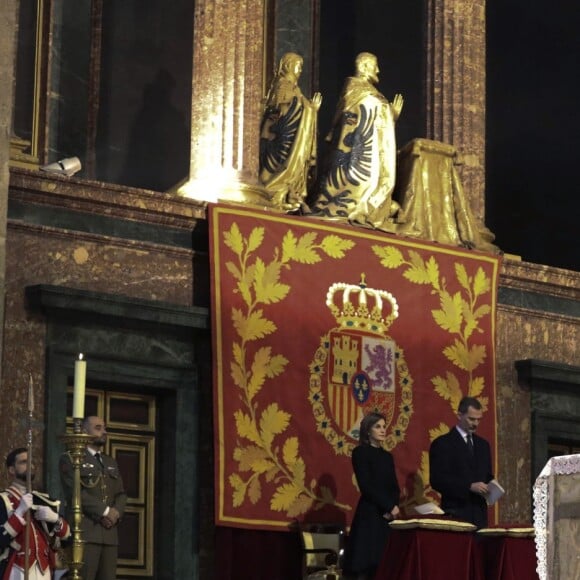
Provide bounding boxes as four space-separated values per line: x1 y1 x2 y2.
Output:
60 449 126 580
0 484 70 579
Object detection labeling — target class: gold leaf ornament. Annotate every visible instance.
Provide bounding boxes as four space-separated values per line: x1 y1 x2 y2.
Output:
432 291 463 333
425 256 441 289
230 473 246 507
372 244 404 268
467 344 487 372
223 223 355 517
469 376 485 399
473 267 491 297
283 436 299 467
266 354 288 378
247 226 265 253
287 495 314 518
281 230 298 263
224 222 244 255
320 235 356 258
234 410 261 445
443 339 470 370
271 483 302 512
230 358 246 390
293 232 322 264
290 459 306 487
259 403 291 448
372 245 493 414
429 422 452 441
403 252 433 285
253 259 290 304
431 372 462 410
248 477 262 505
233 445 272 473
239 309 277 341
454 263 470 292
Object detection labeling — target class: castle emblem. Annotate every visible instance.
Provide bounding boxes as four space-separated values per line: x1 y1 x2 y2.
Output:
309 275 414 453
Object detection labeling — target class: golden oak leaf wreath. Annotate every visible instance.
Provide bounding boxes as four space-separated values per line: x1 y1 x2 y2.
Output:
372 246 495 513
224 222 354 517
372 245 492 412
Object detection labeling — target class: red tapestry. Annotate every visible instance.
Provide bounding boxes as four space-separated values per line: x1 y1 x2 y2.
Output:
209 204 501 531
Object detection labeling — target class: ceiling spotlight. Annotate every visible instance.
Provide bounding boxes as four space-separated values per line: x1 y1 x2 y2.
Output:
40 156 82 177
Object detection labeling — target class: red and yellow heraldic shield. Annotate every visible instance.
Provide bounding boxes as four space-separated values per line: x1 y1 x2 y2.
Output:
209 204 501 531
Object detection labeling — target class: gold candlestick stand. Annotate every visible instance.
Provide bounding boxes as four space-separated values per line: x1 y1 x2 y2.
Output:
59 421 92 580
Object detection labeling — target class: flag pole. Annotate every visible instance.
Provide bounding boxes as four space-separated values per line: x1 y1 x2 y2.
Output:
24 373 34 580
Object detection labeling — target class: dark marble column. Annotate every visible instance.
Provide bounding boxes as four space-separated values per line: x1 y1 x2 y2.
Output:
272 0 317 97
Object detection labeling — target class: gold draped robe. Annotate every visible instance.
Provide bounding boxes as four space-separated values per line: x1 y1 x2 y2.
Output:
310 76 400 228
393 139 499 253
259 79 319 211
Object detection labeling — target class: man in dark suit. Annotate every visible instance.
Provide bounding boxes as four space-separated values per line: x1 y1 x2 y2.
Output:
60 416 127 580
429 397 493 528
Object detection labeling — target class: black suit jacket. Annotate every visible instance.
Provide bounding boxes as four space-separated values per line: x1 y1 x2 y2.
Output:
429 427 493 528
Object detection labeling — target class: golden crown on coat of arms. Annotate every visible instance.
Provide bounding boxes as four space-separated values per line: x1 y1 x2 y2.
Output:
326 274 399 335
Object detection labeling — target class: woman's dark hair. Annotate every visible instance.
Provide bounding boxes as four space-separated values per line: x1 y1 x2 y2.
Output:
359 412 386 445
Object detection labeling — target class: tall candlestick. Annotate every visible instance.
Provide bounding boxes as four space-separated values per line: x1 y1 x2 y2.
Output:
72 354 86 419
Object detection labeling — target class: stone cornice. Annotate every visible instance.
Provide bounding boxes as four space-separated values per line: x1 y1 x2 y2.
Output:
9 167 208 229
11 168 579 310
500 257 580 301
7 219 195 257
515 359 580 390
26 284 209 331
497 302 579 324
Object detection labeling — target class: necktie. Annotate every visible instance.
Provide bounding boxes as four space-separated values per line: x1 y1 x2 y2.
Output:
466 435 474 454
95 452 104 468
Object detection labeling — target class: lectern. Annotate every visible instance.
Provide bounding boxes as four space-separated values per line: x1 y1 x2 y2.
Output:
533 454 580 580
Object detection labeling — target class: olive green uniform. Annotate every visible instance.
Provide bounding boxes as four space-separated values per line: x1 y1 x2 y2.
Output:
60 449 126 580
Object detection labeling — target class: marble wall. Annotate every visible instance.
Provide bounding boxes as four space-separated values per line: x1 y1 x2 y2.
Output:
1 168 214 578
2 168 579 576
495 260 580 524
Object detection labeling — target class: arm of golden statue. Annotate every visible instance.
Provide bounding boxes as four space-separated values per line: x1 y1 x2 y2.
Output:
310 92 322 111
391 93 404 120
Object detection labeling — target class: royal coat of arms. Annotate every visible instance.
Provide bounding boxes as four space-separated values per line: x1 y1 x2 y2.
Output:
309 275 414 454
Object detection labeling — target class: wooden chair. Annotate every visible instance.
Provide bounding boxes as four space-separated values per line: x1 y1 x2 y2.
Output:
298 522 345 579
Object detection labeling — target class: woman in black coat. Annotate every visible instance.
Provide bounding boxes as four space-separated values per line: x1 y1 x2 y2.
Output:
343 412 400 580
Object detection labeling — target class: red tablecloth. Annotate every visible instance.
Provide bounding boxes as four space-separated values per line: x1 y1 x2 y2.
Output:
478 535 539 580
374 528 539 580
375 528 484 580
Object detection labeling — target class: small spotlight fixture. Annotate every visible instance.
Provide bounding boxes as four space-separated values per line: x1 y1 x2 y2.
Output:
40 156 82 177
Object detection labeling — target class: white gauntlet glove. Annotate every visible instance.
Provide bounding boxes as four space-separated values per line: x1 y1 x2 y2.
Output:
14 493 33 518
34 505 60 524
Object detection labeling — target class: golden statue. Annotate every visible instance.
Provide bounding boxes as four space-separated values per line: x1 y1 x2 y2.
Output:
259 52 322 211
309 52 403 228
393 139 499 252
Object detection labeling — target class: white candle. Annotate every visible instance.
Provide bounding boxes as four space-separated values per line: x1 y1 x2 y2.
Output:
72 354 87 419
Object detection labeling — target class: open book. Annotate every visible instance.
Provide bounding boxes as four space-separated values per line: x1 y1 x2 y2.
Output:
413 502 445 515
485 478 505 506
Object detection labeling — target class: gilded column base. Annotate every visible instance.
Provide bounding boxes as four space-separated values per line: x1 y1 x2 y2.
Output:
171 174 289 212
